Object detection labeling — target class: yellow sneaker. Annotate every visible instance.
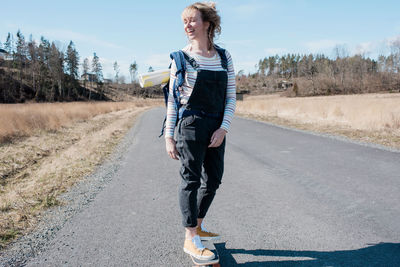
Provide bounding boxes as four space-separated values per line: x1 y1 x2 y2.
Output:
196 225 220 241
183 235 215 260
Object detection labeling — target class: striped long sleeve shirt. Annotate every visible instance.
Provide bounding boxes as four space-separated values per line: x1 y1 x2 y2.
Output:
165 45 236 138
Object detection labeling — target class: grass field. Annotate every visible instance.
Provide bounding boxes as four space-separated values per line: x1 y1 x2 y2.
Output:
0 100 162 143
0 99 162 248
236 93 400 149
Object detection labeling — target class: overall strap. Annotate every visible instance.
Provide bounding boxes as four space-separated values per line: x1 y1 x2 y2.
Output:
214 44 228 70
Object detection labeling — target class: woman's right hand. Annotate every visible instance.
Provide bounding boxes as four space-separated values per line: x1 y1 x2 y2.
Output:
165 137 180 160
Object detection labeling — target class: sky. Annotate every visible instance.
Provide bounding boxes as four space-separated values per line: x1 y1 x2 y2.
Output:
1 0 400 80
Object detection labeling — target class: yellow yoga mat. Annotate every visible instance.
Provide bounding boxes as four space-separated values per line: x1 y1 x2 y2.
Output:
138 69 170 88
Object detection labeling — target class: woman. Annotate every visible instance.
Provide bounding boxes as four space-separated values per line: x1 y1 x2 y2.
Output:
165 2 236 260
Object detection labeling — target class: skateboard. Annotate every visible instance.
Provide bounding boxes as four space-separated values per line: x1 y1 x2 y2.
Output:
190 240 220 267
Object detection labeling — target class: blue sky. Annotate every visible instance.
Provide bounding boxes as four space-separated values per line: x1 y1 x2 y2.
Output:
1 0 400 79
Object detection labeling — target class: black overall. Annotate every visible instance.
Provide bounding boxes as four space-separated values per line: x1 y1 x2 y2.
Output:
176 63 228 228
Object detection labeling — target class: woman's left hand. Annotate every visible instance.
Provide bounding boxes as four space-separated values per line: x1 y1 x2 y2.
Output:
208 128 227 148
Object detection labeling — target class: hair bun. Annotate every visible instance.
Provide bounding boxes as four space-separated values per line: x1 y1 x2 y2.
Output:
205 1 217 10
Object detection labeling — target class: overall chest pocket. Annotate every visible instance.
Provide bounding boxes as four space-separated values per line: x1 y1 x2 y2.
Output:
200 78 226 108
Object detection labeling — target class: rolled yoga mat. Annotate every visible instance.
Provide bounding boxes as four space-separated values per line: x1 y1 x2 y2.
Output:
138 69 170 88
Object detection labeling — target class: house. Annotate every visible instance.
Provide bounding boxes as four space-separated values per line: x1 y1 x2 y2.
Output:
0 49 8 61
81 73 97 82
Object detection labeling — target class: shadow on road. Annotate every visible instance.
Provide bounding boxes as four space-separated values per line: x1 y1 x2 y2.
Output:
215 242 400 266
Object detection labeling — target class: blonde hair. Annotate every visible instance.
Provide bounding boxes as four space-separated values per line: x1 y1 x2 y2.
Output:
182 2 221 50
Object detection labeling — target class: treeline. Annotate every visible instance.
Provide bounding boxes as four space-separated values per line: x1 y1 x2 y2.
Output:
0 30 140 103
237 44 400 96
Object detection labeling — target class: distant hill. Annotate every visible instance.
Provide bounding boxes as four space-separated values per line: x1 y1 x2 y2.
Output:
0 66 163 103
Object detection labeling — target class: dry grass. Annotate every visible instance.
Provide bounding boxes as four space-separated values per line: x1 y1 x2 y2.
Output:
0 99 162 143
236 93 400 149
0 99 161 248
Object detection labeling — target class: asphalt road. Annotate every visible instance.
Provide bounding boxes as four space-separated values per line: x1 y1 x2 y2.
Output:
26 107 400 266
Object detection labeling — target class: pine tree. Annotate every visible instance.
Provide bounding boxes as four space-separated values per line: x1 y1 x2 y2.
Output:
15 30 27 100
91 52 103 83
4 33 11 53
91 52 103 97
15 30 27 65
129 61 138 83
65 41 80 79
4 33 13 63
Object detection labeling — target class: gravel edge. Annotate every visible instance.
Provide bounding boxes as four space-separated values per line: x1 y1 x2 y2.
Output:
0 110 146 267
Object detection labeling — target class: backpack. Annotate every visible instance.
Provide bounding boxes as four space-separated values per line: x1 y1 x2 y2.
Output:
159 45 228 137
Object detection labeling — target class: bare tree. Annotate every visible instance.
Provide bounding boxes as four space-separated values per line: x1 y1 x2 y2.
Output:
118 74 126 84
49 42 64 100
113 61 119 83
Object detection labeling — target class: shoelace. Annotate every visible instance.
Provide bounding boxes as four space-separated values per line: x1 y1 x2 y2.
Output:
192 235 205 251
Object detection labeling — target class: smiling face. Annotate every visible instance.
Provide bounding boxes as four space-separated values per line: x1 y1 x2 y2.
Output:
182 9 209 42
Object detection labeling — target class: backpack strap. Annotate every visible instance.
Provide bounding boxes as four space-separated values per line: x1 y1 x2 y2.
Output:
181 51 199 69
169 51 185 111
159 50 198 137
168 50 199 110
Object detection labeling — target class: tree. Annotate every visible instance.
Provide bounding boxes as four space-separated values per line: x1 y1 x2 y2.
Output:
64 41 80 99
49 42 64 100
129 61 138 83
27 37 39 94
258 57 268 75
113 61 120 83
91 52 103 98
118 75 126 84
65 41 80 79
15 30 28 99
15 30 27 64
3 33 13 66
4 33 12 55
83 58 90 76
268 56 277 76
34 36 50 100
82 57 90 99
91 52 103 84
299 54 318 95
